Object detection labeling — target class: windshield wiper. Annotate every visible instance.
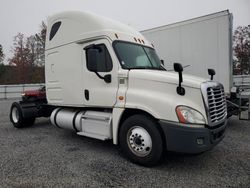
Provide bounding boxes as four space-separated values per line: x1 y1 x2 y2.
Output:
160 65 167 71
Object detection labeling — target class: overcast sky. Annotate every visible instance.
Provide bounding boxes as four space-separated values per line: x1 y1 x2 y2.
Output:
0 0 249 62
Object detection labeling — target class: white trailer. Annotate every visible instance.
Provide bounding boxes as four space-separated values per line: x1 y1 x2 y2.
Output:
141 10 233 94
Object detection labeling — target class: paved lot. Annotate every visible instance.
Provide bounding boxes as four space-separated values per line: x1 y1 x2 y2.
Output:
0 99 249 188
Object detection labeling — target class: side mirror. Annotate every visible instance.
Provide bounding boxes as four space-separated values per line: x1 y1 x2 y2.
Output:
87 48 99 72
174 63 185 96
174 63 183 72
85 47 112 84
104 74 111 83
160 59 164 66
208 69 215 80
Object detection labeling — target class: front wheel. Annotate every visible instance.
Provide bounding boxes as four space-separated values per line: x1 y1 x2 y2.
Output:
119 114 163 166
10 102 35 128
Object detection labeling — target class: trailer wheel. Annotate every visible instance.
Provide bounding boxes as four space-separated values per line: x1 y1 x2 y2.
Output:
119 114 163 166
10 102 35 128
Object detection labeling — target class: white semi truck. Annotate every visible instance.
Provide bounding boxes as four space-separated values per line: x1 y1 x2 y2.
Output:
10 11 227 166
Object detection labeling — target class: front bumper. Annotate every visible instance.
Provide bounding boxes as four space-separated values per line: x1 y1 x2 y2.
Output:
159 120 227 154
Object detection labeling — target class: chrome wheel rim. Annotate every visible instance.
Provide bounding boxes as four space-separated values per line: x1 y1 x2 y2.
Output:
12 107 19 123
127 126 152 157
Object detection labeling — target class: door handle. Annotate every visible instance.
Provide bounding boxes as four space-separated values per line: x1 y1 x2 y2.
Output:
51 64 55 73
84 90 89 101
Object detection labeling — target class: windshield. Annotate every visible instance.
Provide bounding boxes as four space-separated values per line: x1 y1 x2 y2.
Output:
113 41 163 70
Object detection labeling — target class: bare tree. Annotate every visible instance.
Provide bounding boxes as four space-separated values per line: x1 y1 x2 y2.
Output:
0 44 4 64
233 26 250 75
35 21 47 66
7 21 47 84
8 33 31 83
0 44 6 80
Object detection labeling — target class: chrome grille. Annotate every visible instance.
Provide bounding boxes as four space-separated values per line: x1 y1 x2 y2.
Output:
206 86 227 123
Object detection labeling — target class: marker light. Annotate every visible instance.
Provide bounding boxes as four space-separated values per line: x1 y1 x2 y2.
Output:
119 96 124 100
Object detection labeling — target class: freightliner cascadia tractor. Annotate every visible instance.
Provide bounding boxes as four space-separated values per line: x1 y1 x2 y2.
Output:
10 11 227 166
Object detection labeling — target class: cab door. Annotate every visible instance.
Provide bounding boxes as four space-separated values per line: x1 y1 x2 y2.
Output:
82 39 119 107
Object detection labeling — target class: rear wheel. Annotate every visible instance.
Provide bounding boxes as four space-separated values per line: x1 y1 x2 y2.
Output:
10 102 35 128
119 114 163 166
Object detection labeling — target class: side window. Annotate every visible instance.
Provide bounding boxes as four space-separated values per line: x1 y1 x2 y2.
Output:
49 21 61 41
86 44 113 72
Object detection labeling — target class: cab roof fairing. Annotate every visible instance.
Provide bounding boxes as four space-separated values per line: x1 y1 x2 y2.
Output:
45 11 152 50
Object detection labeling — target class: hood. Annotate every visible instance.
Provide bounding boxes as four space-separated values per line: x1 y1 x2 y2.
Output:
129 70 208 89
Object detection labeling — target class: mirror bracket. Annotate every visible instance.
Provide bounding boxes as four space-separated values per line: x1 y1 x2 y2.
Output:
174 63 185 96
208 69 216 80
94 72 111 83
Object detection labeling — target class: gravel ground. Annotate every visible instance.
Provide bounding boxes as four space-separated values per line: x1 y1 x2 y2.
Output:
0 99 249 188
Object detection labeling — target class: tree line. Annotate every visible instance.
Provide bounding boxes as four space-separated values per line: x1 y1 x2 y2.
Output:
0 22 46 84
0 24 249 85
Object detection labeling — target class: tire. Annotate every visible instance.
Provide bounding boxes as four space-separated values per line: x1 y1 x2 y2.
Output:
119 114 163 166
10 102 35 128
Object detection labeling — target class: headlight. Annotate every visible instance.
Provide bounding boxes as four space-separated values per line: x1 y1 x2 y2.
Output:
176 106 205 124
